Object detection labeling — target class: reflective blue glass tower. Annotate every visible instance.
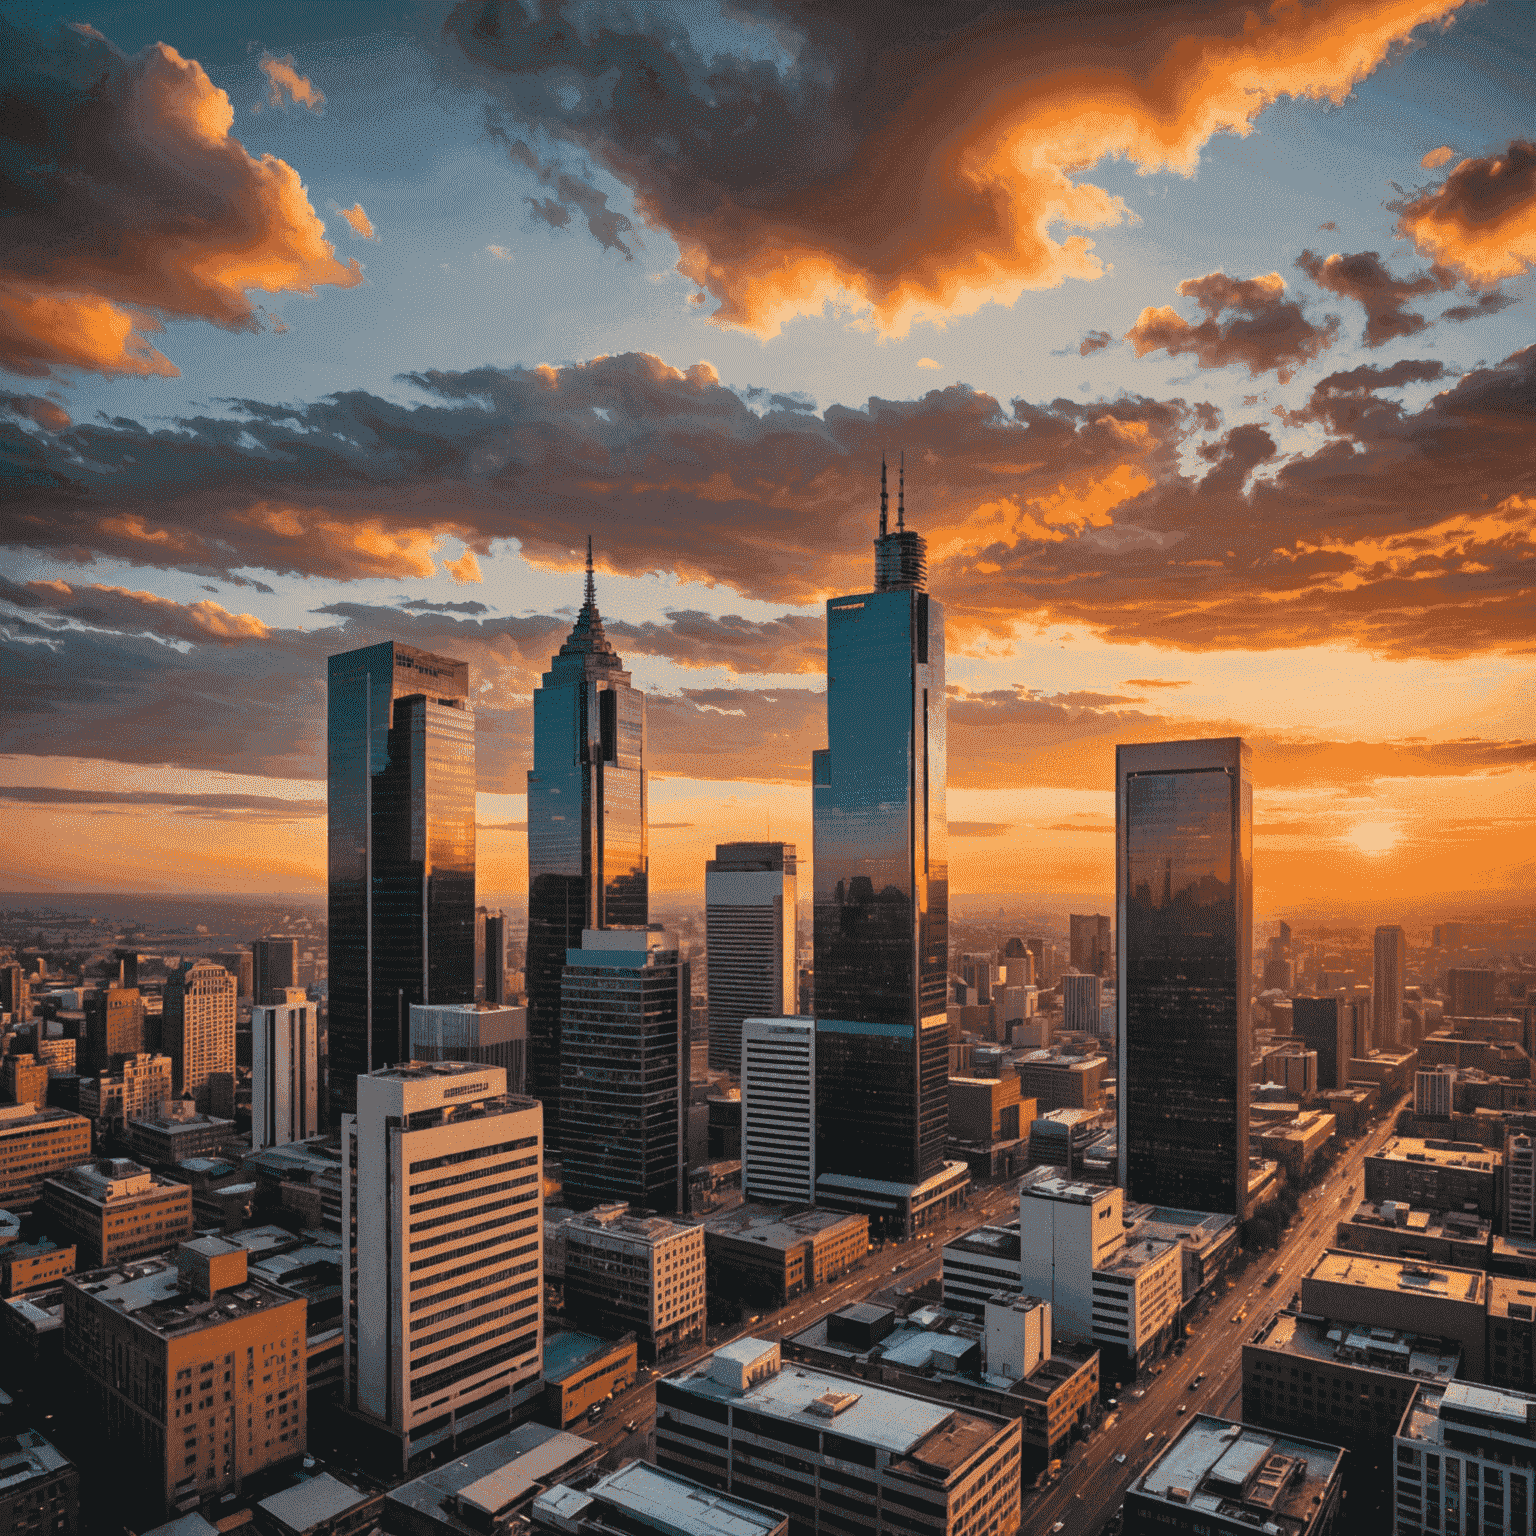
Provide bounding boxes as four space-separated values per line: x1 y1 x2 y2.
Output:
813 461 949 1192
526 543 648 1146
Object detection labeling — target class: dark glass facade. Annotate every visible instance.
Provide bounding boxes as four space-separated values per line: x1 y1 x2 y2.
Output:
813 537 949 1189
327 642 475 1118
1117 739 1252 1218
526 559 648 1146
559 938 688 1213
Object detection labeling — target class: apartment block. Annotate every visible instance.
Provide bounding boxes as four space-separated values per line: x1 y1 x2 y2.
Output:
1488 1278 1536 1395
1 1238 75 1296
947 1077 1026 1145
126 1105 237 1168
82 986 145 1075
1365 1136 1502 1220
562 1206 704 1364
1511 1134 1536 1241
3 1054 49 1109
657 1338 1023 1536
741 1017 815 1205
41 1157 194 1268
0 1103 92 1209
63 1238 307 1518
342 1063 543 1471
162 962 237 1109
78 1052 173 1129
700 1205 867 1312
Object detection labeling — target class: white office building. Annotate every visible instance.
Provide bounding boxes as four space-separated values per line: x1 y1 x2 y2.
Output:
1062 972 1101 1035
1416 1068 1456 1120
705 844 797 1075
741 1016 815 1205
342 1061 542 1470
253 987 318 1149
1510 1133 1536 1242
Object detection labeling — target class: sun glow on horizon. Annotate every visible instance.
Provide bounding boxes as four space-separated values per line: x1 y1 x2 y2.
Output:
1346 820 1402 856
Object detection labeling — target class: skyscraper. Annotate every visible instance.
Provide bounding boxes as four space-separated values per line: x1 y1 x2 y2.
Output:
813 459 953 1226
705 842 797 1073
252 987 317 1149
1293 994 1370 1091
1069 914 1112 976
1448 967 1497 1018
82 985 144 1074
1373 925 1406 1048
162 961 235 1108
526 543 648 1146
251 935 299 1007
741 1016 816 1204
1117 737 1253 1219
327 641 476 1119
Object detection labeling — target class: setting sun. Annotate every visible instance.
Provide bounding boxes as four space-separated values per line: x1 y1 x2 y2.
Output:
1346 820 1401 855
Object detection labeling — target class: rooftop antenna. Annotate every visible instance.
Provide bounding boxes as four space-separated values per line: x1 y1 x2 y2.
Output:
898 450 905 530
584 534 596 607
879 454 888 537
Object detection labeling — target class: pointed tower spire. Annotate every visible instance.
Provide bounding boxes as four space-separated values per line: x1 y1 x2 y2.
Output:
879 454 889 537
584 534 596 609
897 450 905 530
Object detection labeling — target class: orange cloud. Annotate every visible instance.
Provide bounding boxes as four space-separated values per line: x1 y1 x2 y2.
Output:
444 548 483 584
1421 145 1455 169
1 22 362 378
339 204 376 239
1396 139 1536 284
259 53 325 113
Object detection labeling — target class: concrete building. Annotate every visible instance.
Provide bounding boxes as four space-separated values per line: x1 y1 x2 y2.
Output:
1365 1135 1502 1220
342 1063 543 1471
1256 1109 1336 1179
1124 1414 1344 1536
409 1003 527 1094
0 1430 78 1536
1395 1381 1536 1536
1266 1048 1319 1100
1301 1249 1487 1380
534 1460 789 1536
1 1237 75 1296
541 1331 638 1430
0 1103 92 1209
2 1053 48 1110
656 1338 1023 1536
700 1206 867 1313
1488 1278 1536 1395
1333 1201 1491 1269
1374 924 1406 1050
1026 1107 1111 1176
705 843 797 1076
1293 995 1370 1092
41 1157 194 1268
740 1017 815 1205
126 1104 237 1168
1 963 32 1024
942 1225 1024 1317
947 1076 1026 1145
1448 969 1498 1019
1061 973 1101 1036
1016 1052 1106 1113
64 1239 307 1519
162 962 236 1110
82 985 145 1075
1416 1067 1455 1118
1243 1308 1459 1448
1511 1133 1536 1241
79 1052 173 1130
1123 1206 1241 1310
253 989 319 1150
562 1206 704 1364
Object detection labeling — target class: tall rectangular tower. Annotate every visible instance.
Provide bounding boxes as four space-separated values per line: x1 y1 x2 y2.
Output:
327 641 475 1119
251 935 299 1007
252 987 317 1149
705 842 797 1074
526 544 648 1147
741 1016 815 1204
813 462 949 1199
1374 925 1406 1048
1117 737 1253 1219
162 962 235 1109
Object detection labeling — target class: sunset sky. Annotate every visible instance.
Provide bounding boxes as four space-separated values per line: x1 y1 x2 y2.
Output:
2 0 1533 914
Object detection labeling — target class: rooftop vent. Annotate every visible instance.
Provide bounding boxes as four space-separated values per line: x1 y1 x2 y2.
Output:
808 1390 861 1419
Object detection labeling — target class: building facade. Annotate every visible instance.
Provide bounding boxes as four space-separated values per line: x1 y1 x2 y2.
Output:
526 546 648 1148
706 843 798 1074
82 985 144 1075
1375 925 1406 1050
741 1016 815 1205
252 937 300 1008
41 1157 194 1268
1117 737 1253 1219
1294 995 1371 1093
162 961 236 1109
409 1002 527 1092
253 989 319 1150
1061 973 1101 1036
1069 915 1111 977
327 641 476 1119
0 1103 92 1209
79 1051 174 1130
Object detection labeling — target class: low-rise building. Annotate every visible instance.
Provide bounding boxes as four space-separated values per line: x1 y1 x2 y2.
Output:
1256 1109 1336 1178
1124 1413 1344 1536
0 1238 74 1296
533 1460 788 1536
40 1158 194 1268
1243 1308 1459 1448
542 1331 639 1430
1347 1047 1418 1099
254 1473 383 1536
700 1206 867 1313
126 1103 237 1168
1395 1381 1536 1536
947 1076 1028 1143
1332 1200 1492 1269
1492 1233 1536 1280
2 1285 64 1377
942 1225 1022 1317
1122 1206 1241 1310
657 1338 1023 1536
0 1429 78 1536
1319 1086 1374 1137
1025 1108 1111 1174
0 1104 92 1210
1016 1052 1106 1113
563 1208 705 1364
1365 1135 1502 1221
78 1053 174 1130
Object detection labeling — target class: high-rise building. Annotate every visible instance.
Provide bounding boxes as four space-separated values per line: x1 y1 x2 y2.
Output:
1374 925 1405 1048
1 963 30 1022
705 842 797 1074
409 1001 526 1092
1448 968 1497 1018
741 1016 815 1204
162 960 236 1109
1508 1133 1536 1241
342 1062 542 1470
327 641 476 1120
526 544 648 1147
1117 737 1253 1219
1293 995 1371 1091
559 929 688 1214
1069 915 1111 977
82 985 144 1074
813 460 949 1210
253 987 319 1149
1061 973 1102 1034
2 1054 48 1109
252 936 300 1007
483 910 507 1004
210 950 253 1000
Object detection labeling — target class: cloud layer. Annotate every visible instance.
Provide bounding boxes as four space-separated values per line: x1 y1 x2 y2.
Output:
1396 139 1536 285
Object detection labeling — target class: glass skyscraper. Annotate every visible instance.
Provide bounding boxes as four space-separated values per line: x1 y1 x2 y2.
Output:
813 462 949 1195
1117 737 1253 1218
327 641 475 1119
526 544 648 1146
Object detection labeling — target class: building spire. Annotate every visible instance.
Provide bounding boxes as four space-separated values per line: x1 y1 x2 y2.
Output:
879 454 888 537
898 451 905 531
584 534 596 609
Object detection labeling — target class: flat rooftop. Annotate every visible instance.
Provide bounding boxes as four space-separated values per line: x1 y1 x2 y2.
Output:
0 1430 70 1494
1488 1278 1536 1321
1020 1175 1109 1205
944 1224 1021 1259
1340 1202 1490 1242
68 1253 301 1337
1098 1237 1178 1279
544 1329 630 1384
701 1205 865 1248
1306 1249 1484 1303
258 1474 372 1533
1372 1137 1500 1172
1252 1311 1459 1382
1402 1382 1536 1449
544 1461 787 1536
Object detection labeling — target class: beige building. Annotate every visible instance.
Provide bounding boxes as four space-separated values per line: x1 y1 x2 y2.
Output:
80 1052 174 1128
1016 1051 1107 1112
64 1238 307 1518
41 1157 195 1268
564 1206 705 1363
1257 1109 1336 1177
1365 1134 1501 1219
0 1103 92 1209
948 1075 1030 1144
163 960 236 1109
700 1205 867 1311
2 1055 48 1109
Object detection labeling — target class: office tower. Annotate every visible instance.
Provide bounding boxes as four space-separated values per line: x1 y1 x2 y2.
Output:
253 987 318 1149
113 948 139 989
2 1054 48 1109
328 641 476 1119
162 960 235 1108
1448 967 1497 1018
252 935 300 1006
1293 995 1369 1091
1414 1067 1455 1118
410 1001 527 1092
526 544 648 1147
1374 925 1405 1048
82 985 144 1074
812 460 950 1213
210 949 253 1000
1069 914 1112 977
342 1062 542 1470
1435 921 1463 950
705 842 797 1073
740 1016 815 1204
1117 737 1253 1219
0 963 30 1021
41 1157 194 1267
1062 972 1102 1034
1006 946 1036 987
1508 1133 1536 1241
958 951 999 1003
483 910 507 1004
64 1239 306 1519
559 929 688 1213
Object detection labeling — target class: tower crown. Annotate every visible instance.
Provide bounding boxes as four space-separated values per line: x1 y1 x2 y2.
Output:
873 454 927 591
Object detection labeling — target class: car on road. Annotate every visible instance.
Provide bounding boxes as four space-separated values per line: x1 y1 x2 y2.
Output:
1232 1308 1247 1323
1114 1453 1128 1464
1145 1433 1156 1444
1050 1524 1065 1534
587 1405 605 1422
623 1420 638 1434
1189 1373 1205 1388
1263 1270 1281 1287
